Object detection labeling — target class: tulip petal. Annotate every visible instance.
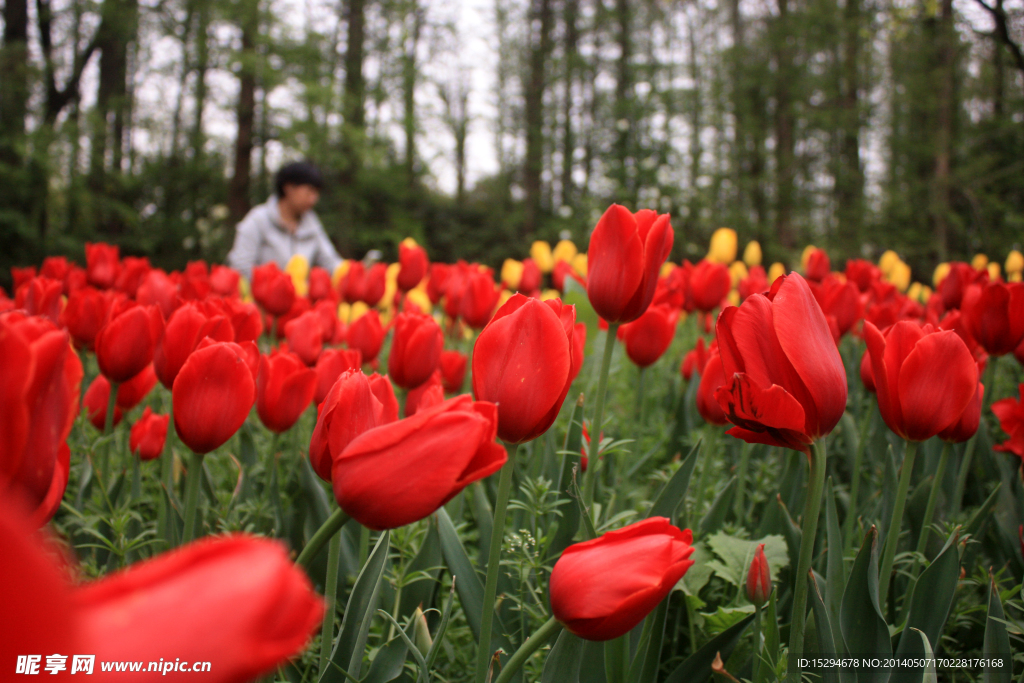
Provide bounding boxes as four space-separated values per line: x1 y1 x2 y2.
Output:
897 330 978 441
714 373 811 452
586 205 644 322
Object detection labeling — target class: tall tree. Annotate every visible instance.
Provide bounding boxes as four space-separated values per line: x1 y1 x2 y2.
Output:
229 0 260 223
836 0 865 240
0 0 30 167
772 0 797 248
931 0 956 260
522 0 555 238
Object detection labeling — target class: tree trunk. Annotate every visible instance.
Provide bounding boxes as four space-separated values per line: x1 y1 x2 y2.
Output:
90 0 138 183
560 0 579 210
0 0 29 167
773 0 796 248
402 2 423 188
522 0 554 239
836 0 864 239
931 0 955 261
228 0 258 223
190 1 211 158
612 0 634 205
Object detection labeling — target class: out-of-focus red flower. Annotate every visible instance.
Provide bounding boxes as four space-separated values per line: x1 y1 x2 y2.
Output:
992 385 1024 458
714 273 847 453
332 395 507 529
388 311 444 389
553 259 586 292
309 370 395 482
172 341 258 454
40 256 71 289
586 204 674 323
283 310 325 366
472 294 578 443
313 348 362 405
697 351 729 426
305 266 331 302
347 309 385 363
804 248 831 282
405 371 445 417
811 274 863 340
938 262 978 311
520 258 542 293
426 263 450 304
440 349 468 393
115 256 152 298
251 262 296 317
398 242 429 292
136 269 179 320
61 287 113 350
210 265 241 297
130 407 170 461
85 242 121 289
84 375 125 430
549 517 695 641
363 263 387 307
739 265 769 301
11 266 37 290
619 304 677 368
0 313 82 526
154 302 234 389
864 320 978 442
221 298 263 343
860 348 875 393
680 337 713 381
690 259 732 313
256 350 317 434
745 542 771 607
653 263 690 309
961 280 1024 357
368 374 400 423
116 364 158 411
95 300 164 383
459 268 501 329
19 277 64 324
845 259 881 293
274 297 311 339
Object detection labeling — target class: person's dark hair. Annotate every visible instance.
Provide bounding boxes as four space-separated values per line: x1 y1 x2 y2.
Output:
275 161 324 197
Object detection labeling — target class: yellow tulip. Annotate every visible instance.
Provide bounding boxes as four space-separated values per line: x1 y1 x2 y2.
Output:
572 253 588 277
337 302 351 324
285 254 310 297
800 245 817 270
1011 272 1023 283
888 261 911 292
729 261 749 286
727 290 741 306
921 285 933 300
501 259 524 290
378 262 402 310
908 282 923 302
743 241 763 267
879 250 900 276
405 288 432 315
553 239 578 265
768 262 786 284
707 228 738 264
660 262 677 278
339 301 369 325
540 289 562 302
971 253 989 271
531 241 555 273
988 262 1001 281
401 236 419 249
932 262 951 288
332 260 351 288
1005 250 1024 275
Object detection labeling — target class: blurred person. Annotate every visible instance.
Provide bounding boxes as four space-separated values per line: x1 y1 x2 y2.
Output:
227 161 342 279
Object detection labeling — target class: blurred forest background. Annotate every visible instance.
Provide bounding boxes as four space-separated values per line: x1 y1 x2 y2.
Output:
0 0 1022 285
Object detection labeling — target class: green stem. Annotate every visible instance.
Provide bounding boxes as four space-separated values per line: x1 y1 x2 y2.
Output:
843 408 875 552
584 324 619 509
491 616 563 683
181 450 204 544
877 440 919 611
952 433 978 516
475 450 517 683
296 507 352 568
318 530 343 674
99 380 119 478
982 357 997 413
752 603 763 683
734 442 751 518
785 439 827 683
916 441 950 559
604 633 629 683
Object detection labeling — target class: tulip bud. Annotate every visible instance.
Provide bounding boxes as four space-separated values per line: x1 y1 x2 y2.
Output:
743 241 762 267
501 259 524 290
130 407 170 461
531 241 555 273
879 250 900 276
1006 250 1024 276
412 606 433 656
768 262 787 285
971 253 989 271
708 228 737 264
746 543 771 607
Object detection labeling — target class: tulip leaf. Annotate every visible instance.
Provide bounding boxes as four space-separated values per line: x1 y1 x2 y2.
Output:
754 588 780 683
551 393 585 558
983 573 1013 683
704 531 788 589
889 628 936 683
237 422 258 500
963 483 1001 541
777 495 803 583
840 527 890 683
662 611 755 683
697 476 736 537
375 610 430 683
825 478 846 633
320 529 391 683
649 438 701 525
397 517 443 619
541 629 586 683
299 454 332 529
878 446 897 547
362 617 415 683
896 528 959 656
677 542 714 596
809 569 853 683
627 599 669 683
424 579 457 672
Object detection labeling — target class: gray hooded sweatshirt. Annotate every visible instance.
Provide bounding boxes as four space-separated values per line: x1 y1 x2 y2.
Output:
226 195 343 279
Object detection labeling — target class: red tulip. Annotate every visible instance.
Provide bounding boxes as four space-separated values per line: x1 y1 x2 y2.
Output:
812 275 863 339
136 268 180 320
427 263 450 304
549 517 695 641
961 280 1024 357
690 259 732 313
308 266 334 302
939 381 983 443
680 337 713 381
85 242 120 289
210 265 241 297
405 371 445 417
347 309 385 363
520 258 542 293
619 304 677 368
256 350 317 434
363 263 387 307
440 350 468 393
368 373 400 423
314 348 363 404
860 348 875 393
83 375 125 429
154 302 234 389
845 259 881 293
95 300 164 383
332 395 507 529
221 297 263 343
115 256 152 298
251 262 296 317
804 248 831 282
130 407 170 460
553 259 586 292
714 273 847 453
993 385 1024 458
61 286 113 350
40 256 71 289
388 311 444 389
0 312 82 526
284 310 325 366
738 265 769 301
398 242 429 292
116 364 158 410
863 320 978 442
472 294 578 443
697 351 729 426
309 369 393 481
746 542 771 606
21 277 64 323
173 341 258 454
459 269 501 329
586 204 674 323
937 262 978 310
